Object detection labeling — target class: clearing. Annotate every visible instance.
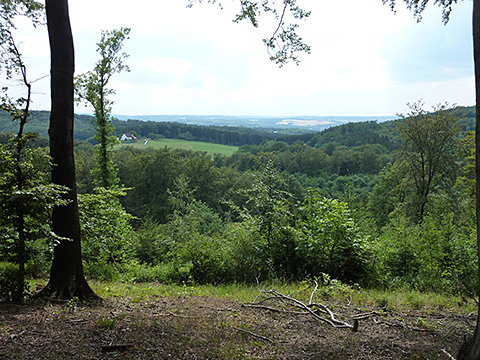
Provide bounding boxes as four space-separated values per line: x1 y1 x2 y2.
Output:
0 282 475 359
116 138 239 156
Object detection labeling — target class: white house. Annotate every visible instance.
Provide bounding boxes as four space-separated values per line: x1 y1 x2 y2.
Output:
120 133 137 141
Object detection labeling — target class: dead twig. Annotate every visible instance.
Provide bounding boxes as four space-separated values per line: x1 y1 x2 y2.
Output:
441 348 456 360
242 303 308 315
234 327 274 344
351 311 379 320
373 318 406 328
309 280 319 305
101 344 131 352
9 330 26 339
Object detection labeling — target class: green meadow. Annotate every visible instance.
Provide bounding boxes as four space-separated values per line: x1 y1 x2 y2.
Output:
116 138 239 156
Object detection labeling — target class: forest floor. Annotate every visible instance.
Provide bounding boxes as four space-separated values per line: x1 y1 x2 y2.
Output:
0 283 477 360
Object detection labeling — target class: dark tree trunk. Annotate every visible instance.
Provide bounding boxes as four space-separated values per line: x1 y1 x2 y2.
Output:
41 0 97 300
458 0 480 358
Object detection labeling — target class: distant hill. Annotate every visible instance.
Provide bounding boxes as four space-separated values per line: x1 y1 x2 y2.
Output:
113 114 397 131
1 106 474 148
0 110 96 141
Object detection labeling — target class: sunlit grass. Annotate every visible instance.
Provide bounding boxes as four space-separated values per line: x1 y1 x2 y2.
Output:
352 288 477 314
88 281 299 303
115 138 239 156
28 278 476 314
83 281 477 314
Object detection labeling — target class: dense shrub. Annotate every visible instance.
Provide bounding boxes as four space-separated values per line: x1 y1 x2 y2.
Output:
79 187 135 266
297 192 372 284
377 211 478 294
0 262 23 301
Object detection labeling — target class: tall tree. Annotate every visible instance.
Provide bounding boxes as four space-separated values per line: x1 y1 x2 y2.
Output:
75 27 130 188
381 1 480 358
396 102 461 222
0 32 69 302
40 0 97 300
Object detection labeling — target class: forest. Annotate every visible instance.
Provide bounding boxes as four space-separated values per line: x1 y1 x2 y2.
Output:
1 104 477 297
2 0 480 358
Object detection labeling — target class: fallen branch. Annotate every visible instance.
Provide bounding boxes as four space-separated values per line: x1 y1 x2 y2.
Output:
244 285 359 332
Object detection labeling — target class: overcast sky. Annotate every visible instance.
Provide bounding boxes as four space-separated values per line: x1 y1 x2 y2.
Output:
6 0 475 117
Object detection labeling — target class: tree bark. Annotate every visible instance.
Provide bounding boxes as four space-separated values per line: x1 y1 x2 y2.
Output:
41 0 97 300
458 0 480 358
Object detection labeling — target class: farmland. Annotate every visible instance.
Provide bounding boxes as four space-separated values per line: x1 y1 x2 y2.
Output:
116 138 239 156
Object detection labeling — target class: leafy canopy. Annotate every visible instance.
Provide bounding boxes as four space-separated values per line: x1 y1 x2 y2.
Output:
381 0 462 23
75 27 131 188
0 0 44 79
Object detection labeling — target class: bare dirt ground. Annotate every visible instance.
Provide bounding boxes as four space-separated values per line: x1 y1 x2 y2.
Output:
0 294 475 359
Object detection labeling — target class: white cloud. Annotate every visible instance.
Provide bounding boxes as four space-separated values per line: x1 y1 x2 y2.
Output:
4 0 475 117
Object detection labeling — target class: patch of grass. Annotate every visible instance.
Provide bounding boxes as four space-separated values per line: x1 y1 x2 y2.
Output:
28 279 476 315
352 288 477 314
95 316 117 329
116 138 239 156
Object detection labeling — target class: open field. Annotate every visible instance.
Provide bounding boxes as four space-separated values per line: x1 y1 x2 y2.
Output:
0 282 476 359
116 139 239 156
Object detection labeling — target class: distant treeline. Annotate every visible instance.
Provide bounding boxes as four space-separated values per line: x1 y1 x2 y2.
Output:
0 106 475 149
0 110 300 146
113 119 280 146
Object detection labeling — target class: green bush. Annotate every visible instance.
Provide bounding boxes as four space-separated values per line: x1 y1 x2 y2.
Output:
377 210 478 294
171 234 231 284
120 262 175 283
224 220 267 283
297 192 372 284
133 217 172 265
79 187 134 266
0 262 25 301
84 263 121 282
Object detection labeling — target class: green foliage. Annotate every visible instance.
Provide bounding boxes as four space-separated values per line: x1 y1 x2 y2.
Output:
74 146 96 194
75 27 130 188
308 121 400 151
297 191 372 284
455 130 475 201
395 101 461 222
0 0 44 79
304 274 356 300
161 178 229 283
239 155 300 279
377 208 477 294
367 163 403 228
224 219 267 283
78 187 134 270
171 234 231 284
133 216 171 265
0 141 69 300
0 262 26 301
0 17 73 301
382 0 459 24
0 110 95 140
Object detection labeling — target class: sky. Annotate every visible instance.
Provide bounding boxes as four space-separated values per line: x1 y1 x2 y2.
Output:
5 0 475 117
